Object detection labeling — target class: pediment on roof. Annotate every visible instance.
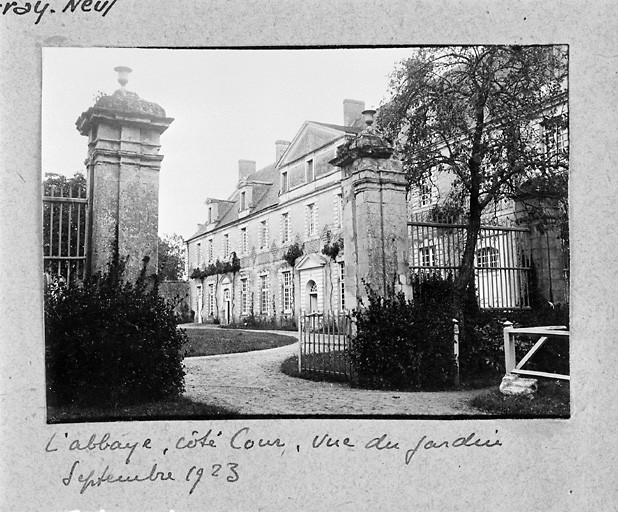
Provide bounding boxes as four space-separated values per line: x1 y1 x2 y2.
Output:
295 252 327 271
278 122 346 167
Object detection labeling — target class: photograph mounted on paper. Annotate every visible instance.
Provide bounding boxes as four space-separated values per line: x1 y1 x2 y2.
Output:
41 46 569 423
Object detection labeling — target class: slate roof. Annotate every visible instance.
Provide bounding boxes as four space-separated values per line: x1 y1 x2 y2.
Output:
187 121 364 242
188 162 278 241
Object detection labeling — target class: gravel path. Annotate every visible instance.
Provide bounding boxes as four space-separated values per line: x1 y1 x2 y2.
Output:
182 328 488 416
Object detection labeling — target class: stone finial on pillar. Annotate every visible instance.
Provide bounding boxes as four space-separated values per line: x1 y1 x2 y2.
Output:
76 67 174 281
330 108 411 309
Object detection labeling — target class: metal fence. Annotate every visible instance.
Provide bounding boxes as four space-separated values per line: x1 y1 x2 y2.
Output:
43 182 89 284
298 311 354 379
408 221 532 309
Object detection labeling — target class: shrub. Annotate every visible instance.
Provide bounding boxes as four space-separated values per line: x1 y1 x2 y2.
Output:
45 258 187 408
350 285 457 390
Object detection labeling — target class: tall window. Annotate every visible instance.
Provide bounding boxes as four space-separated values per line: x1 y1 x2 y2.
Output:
544 118 569 158
282 271 292 312
306 159 314 182
240 227 248 254
476 247 499 268
307 203 316 236
281 213 290 243
259 274 269 314
207 239 214 262
339 262 345 310
223 234 230 259
419 245 435 267
240 191 246 211
281 171 289 193
208 283 215 315
260 220 268 249
197 243 202 267
420 176 433 207
240 278 248 314
335 193 343 228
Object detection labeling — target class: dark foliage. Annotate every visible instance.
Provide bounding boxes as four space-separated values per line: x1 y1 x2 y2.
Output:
461 303 569 379
157 234 186 282
189 253 241 280
283 242 304 268
321 231 344 260
350 284 457 390
45 257 187 408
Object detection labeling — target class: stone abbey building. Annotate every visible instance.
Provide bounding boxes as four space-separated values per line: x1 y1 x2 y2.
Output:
186 98 568 325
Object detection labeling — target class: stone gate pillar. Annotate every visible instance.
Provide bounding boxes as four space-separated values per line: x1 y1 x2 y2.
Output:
330 109 411 308
76 67 173 281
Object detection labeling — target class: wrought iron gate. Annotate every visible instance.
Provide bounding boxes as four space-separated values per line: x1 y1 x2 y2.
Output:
299 311 354 379
408 221 532 309
43 181 88 283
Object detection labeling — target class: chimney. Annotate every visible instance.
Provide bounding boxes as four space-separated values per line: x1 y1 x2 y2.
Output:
343 99 365 127
275 140 291 163
238 159 256 181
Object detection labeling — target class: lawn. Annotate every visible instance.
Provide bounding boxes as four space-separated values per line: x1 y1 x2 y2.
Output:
470 379 570 418
47 396 238 423
183 327 297 357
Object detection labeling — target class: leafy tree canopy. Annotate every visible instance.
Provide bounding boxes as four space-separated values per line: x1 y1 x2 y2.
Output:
158 233 186 281
379 45 568 305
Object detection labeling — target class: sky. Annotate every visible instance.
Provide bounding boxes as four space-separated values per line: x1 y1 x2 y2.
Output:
42 47 415 239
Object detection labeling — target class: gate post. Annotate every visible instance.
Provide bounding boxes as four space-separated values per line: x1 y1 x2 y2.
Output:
330 109 411 308
76 67 174 281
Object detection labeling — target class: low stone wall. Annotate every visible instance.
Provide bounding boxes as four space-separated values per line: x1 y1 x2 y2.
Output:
159 281 193 322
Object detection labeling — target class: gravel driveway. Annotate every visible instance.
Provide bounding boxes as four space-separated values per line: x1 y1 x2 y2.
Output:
182 328 488 416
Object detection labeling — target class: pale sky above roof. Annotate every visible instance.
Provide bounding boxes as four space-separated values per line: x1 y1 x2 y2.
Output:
42 47 415 239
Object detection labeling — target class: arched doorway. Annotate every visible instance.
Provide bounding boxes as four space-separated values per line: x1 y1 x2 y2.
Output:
306 280 318 313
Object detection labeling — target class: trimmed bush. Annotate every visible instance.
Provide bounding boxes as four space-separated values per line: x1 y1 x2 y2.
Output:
45 258 187 408
350 286 457 390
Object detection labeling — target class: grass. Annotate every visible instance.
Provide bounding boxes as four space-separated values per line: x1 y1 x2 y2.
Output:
47 396 238 423
281 353 501 391
470 379 570 418
183 328 297 357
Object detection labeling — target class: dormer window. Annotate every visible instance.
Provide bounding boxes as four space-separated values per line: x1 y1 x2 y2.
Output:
281 171 289 193
240 191 246 211
208 207 212 224
306 159 314 182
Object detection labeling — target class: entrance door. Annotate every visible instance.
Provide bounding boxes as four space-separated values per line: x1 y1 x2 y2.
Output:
223 288 231 324
196 286 203 323
308 281 318 313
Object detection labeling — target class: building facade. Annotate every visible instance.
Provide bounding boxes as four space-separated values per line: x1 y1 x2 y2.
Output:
186 97 568 324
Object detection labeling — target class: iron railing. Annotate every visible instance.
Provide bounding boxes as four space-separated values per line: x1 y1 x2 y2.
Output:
298 311 354 379
43 183 88 284
408 221 532 309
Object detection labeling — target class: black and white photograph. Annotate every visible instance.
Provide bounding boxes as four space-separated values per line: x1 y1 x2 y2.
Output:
2 2 617 510
42 46 570 422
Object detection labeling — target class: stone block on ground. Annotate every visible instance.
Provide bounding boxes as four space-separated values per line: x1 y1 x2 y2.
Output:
499 373 538 396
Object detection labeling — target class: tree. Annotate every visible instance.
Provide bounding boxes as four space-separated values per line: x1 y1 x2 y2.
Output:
157 233 186 281
379 45 568 313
